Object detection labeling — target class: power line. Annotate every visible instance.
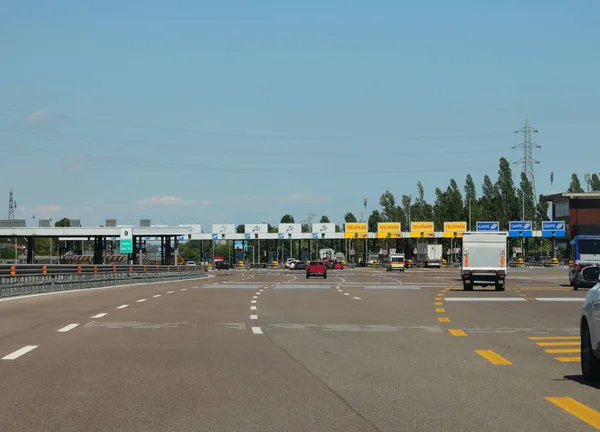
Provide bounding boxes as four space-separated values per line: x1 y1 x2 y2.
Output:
0 104 512 142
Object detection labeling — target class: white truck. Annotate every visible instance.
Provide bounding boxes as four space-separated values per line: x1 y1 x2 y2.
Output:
417 243 443 268
461 231 507 291
387 253 406 272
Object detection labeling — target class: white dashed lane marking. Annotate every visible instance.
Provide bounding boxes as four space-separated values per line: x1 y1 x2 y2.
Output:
57 323 79 333
353 297 361 300
344 293 350 296
251 327 264 335
250 306 257 311
250 315 258 320
137 299 147 303
2 345 38 360
153 294 161 298
167 291 174 294
91 313 107 319
116 304 129 309
180 288 188 291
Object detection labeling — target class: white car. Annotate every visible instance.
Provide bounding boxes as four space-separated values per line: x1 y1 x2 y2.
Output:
284 258 296 269
580 266 600 381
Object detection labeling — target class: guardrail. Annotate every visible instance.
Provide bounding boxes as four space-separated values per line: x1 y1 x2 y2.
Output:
0 264 207 276
0 265 207 299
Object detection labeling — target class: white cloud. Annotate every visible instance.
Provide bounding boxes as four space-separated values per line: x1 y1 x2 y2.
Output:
31 204 65 214
27 109 51 123
135 196 211 206
288 193 327 201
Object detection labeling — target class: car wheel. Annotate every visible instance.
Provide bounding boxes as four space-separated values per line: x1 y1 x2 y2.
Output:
495 282 505 291
306 273 310 279
323 274 327 279
582 324 600 381
463 282 473 291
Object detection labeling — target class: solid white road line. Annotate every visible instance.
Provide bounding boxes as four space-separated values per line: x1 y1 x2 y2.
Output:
167 291 174 294
117 304 129 309
2 345 38 360
353 297 361 300
153 294 161 298
91 313 107 319
251 327 264 335
444 298 527 302
535 298 585 302
250 315 258 320
137 299 147 303
251 300 257 304
57 323 79 333
250 306 257 311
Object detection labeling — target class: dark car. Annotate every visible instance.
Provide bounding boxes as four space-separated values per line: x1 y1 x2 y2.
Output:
294 261 306 270
307 261 327 279
573 265 599 290
215 260 230 270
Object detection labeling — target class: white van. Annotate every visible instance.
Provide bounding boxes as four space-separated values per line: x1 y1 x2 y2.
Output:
387 253 406 272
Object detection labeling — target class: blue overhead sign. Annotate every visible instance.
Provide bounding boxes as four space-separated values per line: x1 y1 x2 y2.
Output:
245 233 251 240
278 233 285 239
312 233 319 239
211 233 218 240
542 221 566 238
509 221 533 238
476 221 499 232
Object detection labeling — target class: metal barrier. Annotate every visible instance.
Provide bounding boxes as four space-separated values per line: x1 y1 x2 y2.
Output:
0 264 208 276
0 265 207 299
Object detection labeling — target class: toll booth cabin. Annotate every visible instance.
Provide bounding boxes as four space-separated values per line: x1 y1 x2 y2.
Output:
542 192 600 239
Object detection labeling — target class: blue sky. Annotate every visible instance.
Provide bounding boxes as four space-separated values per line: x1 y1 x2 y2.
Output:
1 1 598 229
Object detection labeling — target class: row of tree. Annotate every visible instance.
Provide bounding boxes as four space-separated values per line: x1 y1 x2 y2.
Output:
567 173 600 193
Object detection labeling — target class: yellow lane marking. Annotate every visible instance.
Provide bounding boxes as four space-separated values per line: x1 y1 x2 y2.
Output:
529 336 579 341
556 357 580 362
436 308 446 313
537 342 579 347
435 297 442 301
449 329 467 337
435 302 443 306
438 317 450 323
546 397 600 429
520 288 572 291
475 350 513 365
526 297 535 300
545 348 579 354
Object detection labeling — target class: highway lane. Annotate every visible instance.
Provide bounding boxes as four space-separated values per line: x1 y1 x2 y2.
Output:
1 267 599 431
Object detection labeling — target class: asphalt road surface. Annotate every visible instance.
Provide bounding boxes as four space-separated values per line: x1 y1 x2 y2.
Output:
1 266 599 431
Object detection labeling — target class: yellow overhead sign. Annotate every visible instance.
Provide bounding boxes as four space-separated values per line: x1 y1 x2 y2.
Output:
411 222 434 232
444 222 467 232
344 223 367 233
377 222 402 238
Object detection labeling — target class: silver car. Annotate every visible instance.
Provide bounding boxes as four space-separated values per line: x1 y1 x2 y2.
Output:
580 266 600 381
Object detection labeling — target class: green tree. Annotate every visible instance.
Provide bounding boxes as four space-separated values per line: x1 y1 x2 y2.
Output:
568 174 584 193
479 174 500 222
379 191 406 225
590 174 600 192
179 240 202 262
536 194 550 227
496 158 519 226
344 212 357 223
236 224 245 233
368 210 381 233
54 218 71 228
54 217 72 254
280 214 295 223
319 215 330 223
517 172 536 224
0 246 16 260
411 181 434 222
464 174 481 229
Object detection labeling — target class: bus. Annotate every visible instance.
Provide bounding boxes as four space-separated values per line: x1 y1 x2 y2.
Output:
569 235 600 285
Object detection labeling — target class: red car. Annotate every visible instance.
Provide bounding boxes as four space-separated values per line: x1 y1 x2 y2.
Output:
307 261 327 279
332 261 343 270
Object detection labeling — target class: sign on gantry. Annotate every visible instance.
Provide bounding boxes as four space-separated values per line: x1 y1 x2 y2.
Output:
119 226 133 254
